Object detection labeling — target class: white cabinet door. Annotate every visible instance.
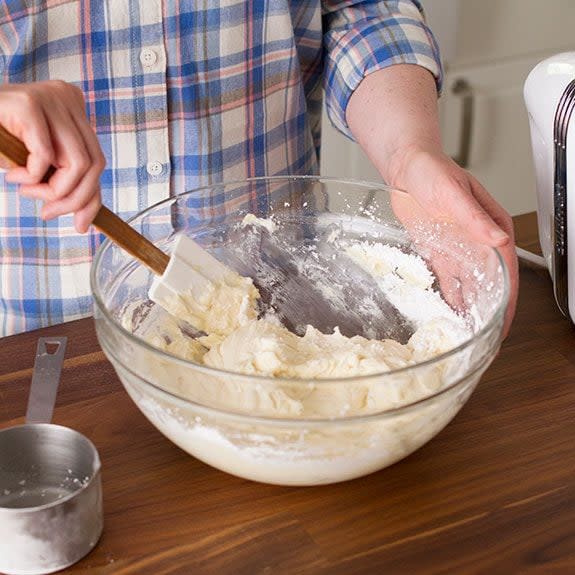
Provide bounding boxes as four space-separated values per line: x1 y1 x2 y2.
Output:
426 0 575 68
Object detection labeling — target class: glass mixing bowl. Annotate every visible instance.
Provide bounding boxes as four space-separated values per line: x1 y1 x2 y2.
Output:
91 176 509 486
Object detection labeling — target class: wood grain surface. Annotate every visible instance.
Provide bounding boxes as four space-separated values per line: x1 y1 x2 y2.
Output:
0 213 574 574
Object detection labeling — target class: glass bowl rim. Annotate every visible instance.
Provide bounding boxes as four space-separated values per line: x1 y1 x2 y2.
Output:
90 175 510 387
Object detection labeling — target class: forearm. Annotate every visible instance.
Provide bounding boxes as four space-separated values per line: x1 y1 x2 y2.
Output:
346 63 442 187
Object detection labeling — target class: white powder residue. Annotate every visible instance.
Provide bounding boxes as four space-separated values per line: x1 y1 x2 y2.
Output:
346 242 434 288
241 213 277 233
345 242 467 331
0 482 103 574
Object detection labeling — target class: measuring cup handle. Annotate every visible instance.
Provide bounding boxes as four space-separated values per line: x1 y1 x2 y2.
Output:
26 337 68 424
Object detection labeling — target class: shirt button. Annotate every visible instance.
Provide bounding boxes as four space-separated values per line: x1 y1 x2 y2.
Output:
146 161 164 176
140 48 158 68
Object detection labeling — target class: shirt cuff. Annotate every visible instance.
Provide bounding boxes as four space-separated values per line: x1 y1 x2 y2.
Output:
323 3 443 140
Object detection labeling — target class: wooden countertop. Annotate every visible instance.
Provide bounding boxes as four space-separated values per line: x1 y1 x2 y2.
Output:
1 212 574 574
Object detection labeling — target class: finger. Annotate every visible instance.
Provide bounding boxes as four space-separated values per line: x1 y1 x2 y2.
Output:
466 179 518 337
5 152 54 185
56 103 105 229
74 193 102 233
400 154 511 247
41 164 102 221
23 120 56 182
68 98 106 190
5 166 45 185
39 96 104 223
14 181 53 200
41 178 99 220
391 189 512 329
43 102 106 228
37 99 93 202
468 175 515 239
496 242 519 338
436 179 510 247
431 252 466 311
1 111 55 183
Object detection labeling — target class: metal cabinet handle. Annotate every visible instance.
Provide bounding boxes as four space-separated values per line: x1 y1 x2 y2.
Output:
450 78 474 168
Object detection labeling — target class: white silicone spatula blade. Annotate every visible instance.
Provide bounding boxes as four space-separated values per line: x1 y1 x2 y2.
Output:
148 234 230 307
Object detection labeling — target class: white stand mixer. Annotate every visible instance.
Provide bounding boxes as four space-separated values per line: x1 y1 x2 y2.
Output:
524 52 575 324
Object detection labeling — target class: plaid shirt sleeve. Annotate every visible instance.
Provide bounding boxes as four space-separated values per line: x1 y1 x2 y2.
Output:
322 0 443 139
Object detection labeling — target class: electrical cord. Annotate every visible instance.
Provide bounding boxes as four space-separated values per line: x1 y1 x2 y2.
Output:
515 246 547 268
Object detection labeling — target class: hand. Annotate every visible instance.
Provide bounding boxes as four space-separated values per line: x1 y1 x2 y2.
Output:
387 147 519 337
346 65 519 337
0 81 105 232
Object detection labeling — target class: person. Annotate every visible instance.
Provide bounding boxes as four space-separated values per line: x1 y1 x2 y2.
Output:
0 0 518 337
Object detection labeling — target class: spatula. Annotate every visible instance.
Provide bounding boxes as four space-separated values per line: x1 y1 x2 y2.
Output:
0 125 230 310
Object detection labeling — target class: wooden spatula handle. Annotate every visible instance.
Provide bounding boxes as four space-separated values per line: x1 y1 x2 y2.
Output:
92 206 169 275
0 124 169 276
0 124 30 170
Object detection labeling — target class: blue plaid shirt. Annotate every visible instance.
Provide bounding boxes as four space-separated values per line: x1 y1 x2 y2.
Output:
0 0 441 336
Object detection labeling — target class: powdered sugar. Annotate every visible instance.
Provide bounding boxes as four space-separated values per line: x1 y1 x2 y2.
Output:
345 242 468 330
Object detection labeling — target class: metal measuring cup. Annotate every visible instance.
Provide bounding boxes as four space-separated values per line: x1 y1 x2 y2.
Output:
0 337 103 575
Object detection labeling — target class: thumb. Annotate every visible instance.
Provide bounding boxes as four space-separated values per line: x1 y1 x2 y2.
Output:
419 176 511 247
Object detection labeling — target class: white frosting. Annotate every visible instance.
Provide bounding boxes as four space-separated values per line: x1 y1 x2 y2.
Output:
160 273 259 340
150 241 469 381
118 231 485 485
241 213 277 233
